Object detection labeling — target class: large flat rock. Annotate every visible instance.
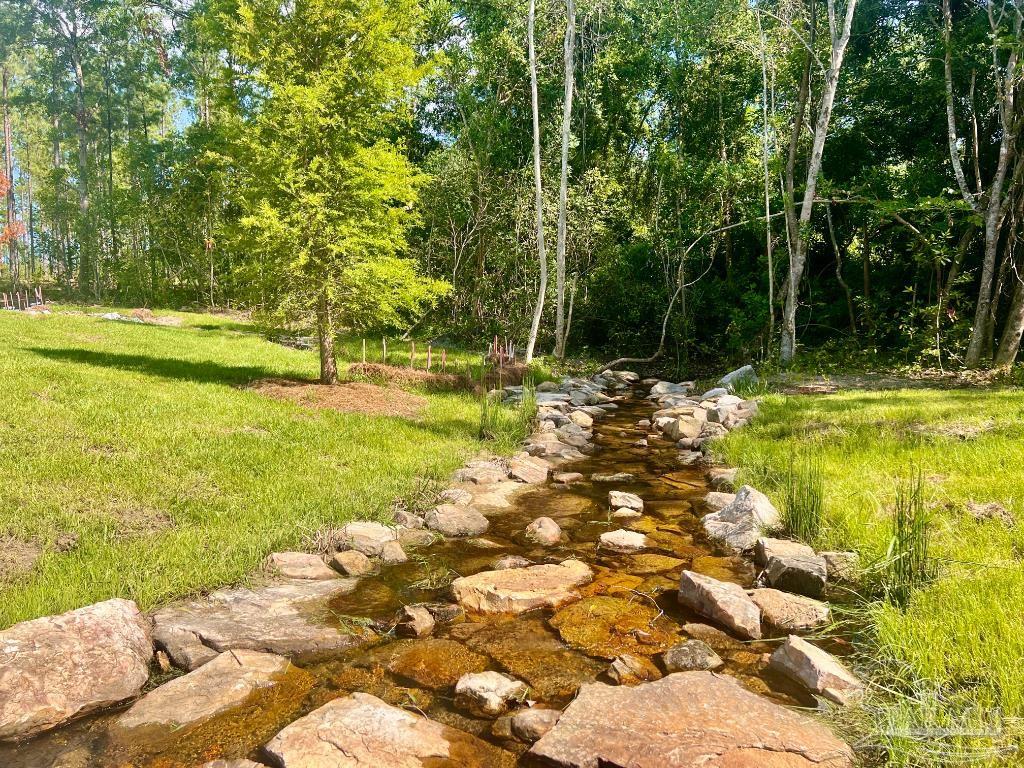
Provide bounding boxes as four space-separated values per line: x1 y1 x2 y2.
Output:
452 560 593 615
529 672 853 767
114 650 309 738
0 598 152 741
153 579 374 670
264 691 511 767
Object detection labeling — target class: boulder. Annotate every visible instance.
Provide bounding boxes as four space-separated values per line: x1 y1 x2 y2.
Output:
764 548 828 598
380 540 408 564
677 571 761 640
703 491 736 513
399 527 437 548
822 551 860 584
334 521 398 556
510 456 549 484
455 671 529 717
659 640 723 672
598 529 648 553
451 560 593 615
754 537 816 568
650 381 690 396
425 504 489 537
661 414 707 442
114 650 303 738
440 488 473 506
608 654 660 685
511 707 561 742
264 692 508 767
708 467 737 490
770 636 864 705
329 550 373 576
266 552 338 580
395 605 435 638
701 485 780 552
608 490 643 512
493 554 533 570
750 589 830 633
700 387 730 401
0 598 152 740
454 464 508 484
553 472 583 485
529 672 854 767
718 364 758 391
591 472 635 483
525 516 562 546
569 410 594 428
393 510 424 529
153 579 373 671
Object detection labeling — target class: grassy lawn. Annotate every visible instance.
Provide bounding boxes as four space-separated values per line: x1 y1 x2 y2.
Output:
717 386 1024 766
0 307 497 627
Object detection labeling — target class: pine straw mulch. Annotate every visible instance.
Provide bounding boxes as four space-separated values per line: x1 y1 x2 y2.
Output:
248 377 428 418
349 362 531 391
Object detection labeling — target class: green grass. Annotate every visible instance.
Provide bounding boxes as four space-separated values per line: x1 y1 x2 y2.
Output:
0 307 505 627
716 387 1024 766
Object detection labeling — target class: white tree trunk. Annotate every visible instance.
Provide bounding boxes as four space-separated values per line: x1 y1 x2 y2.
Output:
780 0 858 366
524 0 548 364
552 0 576 359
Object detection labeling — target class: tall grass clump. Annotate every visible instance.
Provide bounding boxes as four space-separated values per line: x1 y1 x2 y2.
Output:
478 369 535 451
784 449 825 544
883 469 934 608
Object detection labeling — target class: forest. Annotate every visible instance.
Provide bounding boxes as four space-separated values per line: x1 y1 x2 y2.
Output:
1 0 1023 375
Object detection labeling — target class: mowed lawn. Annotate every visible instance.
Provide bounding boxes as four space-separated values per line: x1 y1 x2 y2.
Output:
0 308 484 627
718 387 1024 764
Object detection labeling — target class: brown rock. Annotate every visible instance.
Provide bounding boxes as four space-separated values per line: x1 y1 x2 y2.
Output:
608 654 660 685
454 671 529 717
386 639 489 690
677 571 761 640
549 596 678 659
598 529 648 553
380 540 409 564
333 521 398 556
525 516 562 546
451 560 592 615
0 598 152 740
331 549 374 576
395 605 435 638
770 635 864 705
266 551 338 580
529 672 854 767
659 640 723 672
511 707 561 742
750 589 830 633
425 504 490 537
510 456 549 484
264 692 510 767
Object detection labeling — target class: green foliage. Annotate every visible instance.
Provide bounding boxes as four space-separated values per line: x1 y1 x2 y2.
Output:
883 469 934 608
783 450 824 545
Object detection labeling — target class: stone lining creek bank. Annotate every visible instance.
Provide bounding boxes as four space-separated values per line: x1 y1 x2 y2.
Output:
0 367 861 768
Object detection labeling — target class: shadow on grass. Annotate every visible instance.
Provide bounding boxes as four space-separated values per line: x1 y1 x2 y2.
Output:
26 347 281 386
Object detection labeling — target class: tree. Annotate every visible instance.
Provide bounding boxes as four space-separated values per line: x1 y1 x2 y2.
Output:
230 0 447 383
524 0 548 364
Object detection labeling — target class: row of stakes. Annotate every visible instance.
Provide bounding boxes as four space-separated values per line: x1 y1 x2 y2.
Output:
2 287 44 311
359 335 517 373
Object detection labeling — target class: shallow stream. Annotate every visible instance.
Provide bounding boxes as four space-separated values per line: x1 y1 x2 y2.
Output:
2 389 816 767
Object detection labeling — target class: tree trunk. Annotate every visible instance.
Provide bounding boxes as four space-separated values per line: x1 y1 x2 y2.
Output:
995 269 1024 367
524 0 548 364
317 292 339 385
781 0 858 366
552 0 576 359
2 67 18 292
71 37 95 299
757 11 775 338
826 204 856 333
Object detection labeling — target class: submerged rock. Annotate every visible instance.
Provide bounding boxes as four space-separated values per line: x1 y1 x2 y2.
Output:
591 472 635 483
113 650 309 739
770 635 864 705
264 692 510 767
549 596 678 659
455 671 529 717
608 490 643 512
395 605 435 638
677 570 761 640
384 639 489 690
266 552 338 580
529 672 854 767
598 529 648 553
608 654 661 685
451 560 592 615
525 516 562 546
153 579 373 671
659 639 723 672
0 598 152 740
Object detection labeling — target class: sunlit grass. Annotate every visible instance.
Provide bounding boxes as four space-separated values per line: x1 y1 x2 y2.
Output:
0 308 494 627
716 387 1024 765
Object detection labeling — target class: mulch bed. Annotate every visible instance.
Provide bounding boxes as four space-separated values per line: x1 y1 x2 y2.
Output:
248 378 427 418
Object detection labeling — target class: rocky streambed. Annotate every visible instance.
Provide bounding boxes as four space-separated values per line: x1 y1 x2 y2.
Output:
0 370 860 767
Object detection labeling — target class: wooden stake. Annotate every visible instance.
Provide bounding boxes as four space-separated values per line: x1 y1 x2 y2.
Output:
410 341 415 368
442 348 447 372
427 345 432 370
382 337 387 364
362 338 366 365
